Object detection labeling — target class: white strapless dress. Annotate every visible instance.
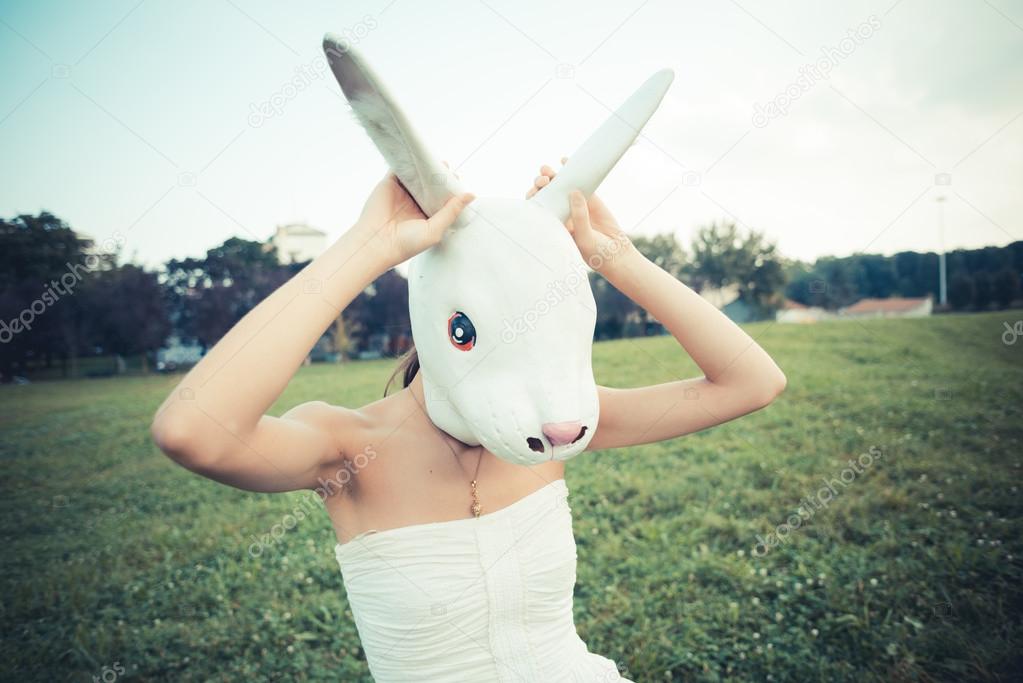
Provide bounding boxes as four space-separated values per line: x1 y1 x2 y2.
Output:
334 479 630 682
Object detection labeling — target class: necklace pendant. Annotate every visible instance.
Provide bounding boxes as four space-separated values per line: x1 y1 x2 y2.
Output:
470 480 482 517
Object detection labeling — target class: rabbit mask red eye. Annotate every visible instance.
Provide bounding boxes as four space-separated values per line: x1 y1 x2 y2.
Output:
324 36 672 465
448 312 475 351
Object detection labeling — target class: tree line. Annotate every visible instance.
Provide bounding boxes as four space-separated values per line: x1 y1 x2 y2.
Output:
1 213 168 379
785 243 1023 310
2 211 1019 380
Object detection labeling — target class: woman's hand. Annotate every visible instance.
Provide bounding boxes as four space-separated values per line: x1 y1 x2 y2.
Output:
151 172 472 494
355 174 475 268
526 161 635 272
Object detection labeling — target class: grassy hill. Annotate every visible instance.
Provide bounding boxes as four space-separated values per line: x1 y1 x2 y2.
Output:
2 312 1021 682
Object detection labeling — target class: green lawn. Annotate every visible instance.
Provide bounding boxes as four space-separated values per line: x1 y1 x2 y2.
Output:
2 312 1021 682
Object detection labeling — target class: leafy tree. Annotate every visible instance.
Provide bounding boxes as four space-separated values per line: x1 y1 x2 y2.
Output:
590 273 636 340
962 245 1010 274
689 222 738 291
330 317 351 360
0 212 93 286
84 265 171 371
0 212 169 379
0 213 96 378
948 273 975 310
625 234 687 332
915 253 941 301
787 243 1023 311
893 251 926 297
992 269 1019 309
854 254 897 298
632 234 686 279
1010 241 1023 273
344 269 411 353
689 222 785 313
163 237 296 348
972 272 993 310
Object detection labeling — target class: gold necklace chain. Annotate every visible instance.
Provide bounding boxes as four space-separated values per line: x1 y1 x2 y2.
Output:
468 448 483 517
435 430 485 518
409 384 484 518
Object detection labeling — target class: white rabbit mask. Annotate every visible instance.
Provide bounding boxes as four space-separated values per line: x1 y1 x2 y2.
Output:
324 35 673 465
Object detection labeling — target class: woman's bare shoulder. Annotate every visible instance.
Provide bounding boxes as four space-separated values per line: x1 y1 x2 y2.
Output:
281 389 419 455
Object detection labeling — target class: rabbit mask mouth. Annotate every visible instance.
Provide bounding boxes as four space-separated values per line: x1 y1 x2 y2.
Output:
323 36 673 465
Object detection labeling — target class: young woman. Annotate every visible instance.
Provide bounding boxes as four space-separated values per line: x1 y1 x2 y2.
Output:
151 165 786 682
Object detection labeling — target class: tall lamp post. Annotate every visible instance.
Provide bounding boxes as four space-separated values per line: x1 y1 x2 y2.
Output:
937 195 947 306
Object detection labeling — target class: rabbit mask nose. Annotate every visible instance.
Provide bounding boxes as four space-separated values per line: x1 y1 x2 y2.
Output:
542 421 585 446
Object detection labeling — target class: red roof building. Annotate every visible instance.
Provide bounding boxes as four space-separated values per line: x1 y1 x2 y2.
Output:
841 297 933 318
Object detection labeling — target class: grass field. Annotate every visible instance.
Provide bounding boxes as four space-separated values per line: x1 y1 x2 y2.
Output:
2 312 1022 682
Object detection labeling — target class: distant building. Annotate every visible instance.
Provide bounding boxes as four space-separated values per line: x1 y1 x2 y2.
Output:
840 297 933 319
699 283 740 309
698 283 757 321
776 299 831 323
697 284 776 323
269 223 326 264
156 335 204 372
76 230 118 268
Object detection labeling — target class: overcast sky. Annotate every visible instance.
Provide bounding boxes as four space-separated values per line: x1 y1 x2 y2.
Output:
2 0 1021 267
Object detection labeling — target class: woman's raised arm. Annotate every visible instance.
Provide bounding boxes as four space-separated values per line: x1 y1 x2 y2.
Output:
526 164 785 451
150 176 473 492
587 229 787 450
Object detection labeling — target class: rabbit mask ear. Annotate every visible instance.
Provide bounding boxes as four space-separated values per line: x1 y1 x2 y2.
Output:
323 36 464 217
531 69 674 222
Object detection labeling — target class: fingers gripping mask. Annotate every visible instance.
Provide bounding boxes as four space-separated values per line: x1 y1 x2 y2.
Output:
324 35 673 465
